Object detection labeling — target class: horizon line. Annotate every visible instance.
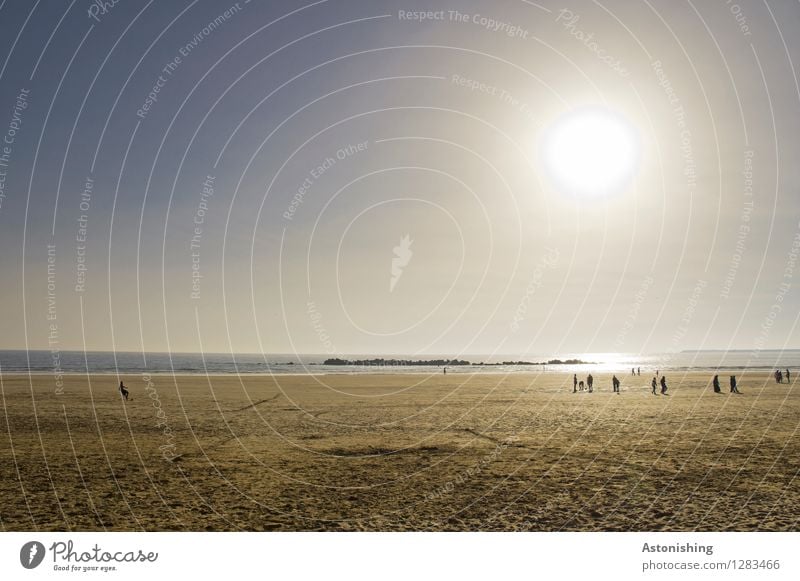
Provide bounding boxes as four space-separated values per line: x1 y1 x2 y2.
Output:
2 348 799 356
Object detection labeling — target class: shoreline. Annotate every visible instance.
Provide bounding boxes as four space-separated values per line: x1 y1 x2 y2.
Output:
1 367 793 377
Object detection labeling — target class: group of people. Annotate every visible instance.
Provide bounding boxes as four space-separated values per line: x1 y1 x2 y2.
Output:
573 373 595 392
573 371 667 395
573 371 664 394
571 370 751 395
572 373 632 394
712 374 740 394
774 369 791 383
650 374 668 395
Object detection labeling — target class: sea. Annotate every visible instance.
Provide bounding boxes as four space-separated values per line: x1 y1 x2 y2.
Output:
0 350 798 376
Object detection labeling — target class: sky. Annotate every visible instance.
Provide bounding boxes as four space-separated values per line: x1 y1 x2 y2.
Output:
0 0 798 356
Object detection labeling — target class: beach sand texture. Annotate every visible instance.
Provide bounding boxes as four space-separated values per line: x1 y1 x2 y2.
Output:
0 372 797 531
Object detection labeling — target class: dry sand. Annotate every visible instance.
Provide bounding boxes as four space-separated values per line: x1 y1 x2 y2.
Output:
0 371 797 531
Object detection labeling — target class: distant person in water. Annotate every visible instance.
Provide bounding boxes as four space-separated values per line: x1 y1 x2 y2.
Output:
587 374 594 393
119 381 129 401
573 374 578 393
712 375 721 393
651 377 657 395
730 375 740 393
660 375 668 395
612 375 620 393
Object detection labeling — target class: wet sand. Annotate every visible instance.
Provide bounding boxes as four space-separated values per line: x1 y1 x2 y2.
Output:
0 372 797 531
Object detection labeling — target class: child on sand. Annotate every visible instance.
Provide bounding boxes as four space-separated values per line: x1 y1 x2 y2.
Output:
119 381 129 401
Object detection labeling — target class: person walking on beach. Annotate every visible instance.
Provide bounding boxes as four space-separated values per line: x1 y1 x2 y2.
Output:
637 367 640 376
775 369 782 383
651 377 657 395
660 375 668 395
573 374 578 393
712 375 721 393
587 374 594 393
631 368 635 376
119 381 129 401
730 375 740 393
612 375 620 393
787 369 791 384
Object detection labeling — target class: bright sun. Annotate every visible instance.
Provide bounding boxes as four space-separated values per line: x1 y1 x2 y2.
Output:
542 107 640 197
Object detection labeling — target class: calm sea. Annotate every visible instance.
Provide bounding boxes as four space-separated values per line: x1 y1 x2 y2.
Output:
0 350 798 375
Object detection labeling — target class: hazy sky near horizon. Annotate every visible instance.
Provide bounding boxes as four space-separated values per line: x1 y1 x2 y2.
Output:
0 0 798 356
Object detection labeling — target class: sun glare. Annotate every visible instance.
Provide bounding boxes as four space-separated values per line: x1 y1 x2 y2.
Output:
542 107 640 198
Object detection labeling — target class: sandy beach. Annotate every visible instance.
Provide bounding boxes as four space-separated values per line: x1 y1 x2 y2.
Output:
0 372 797 531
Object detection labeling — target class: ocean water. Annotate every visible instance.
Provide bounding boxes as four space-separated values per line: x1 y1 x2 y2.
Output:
0 350 798 376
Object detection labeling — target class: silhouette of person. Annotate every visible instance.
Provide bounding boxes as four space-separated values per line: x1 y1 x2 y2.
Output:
787 369 791 384
612 375 620 393
637 367 641 376
443 367 447 375
712 375 721 393
587 374 594 393
660 375 668 395
631 367 635 376
651 377 657 395
119 381 129 401
573 374 578 393
579 380 584 391
730 375 740 393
